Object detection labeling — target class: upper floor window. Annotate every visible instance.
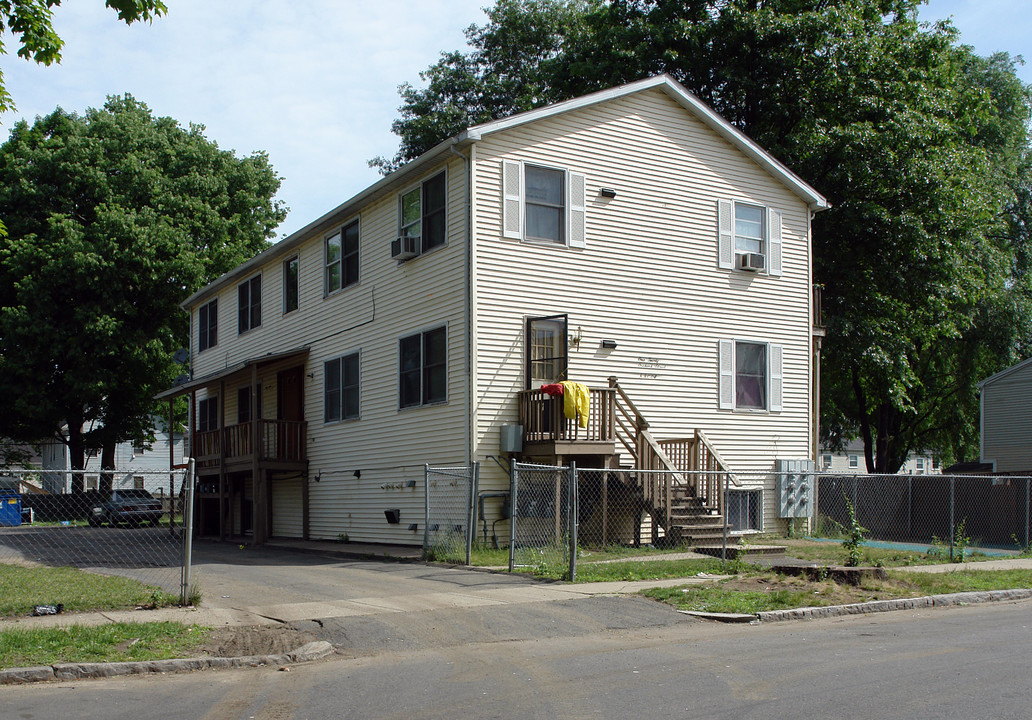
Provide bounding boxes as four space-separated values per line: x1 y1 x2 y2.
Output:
821 453 832 470
717 200 782 276
718 339 783 412
198 299 217 352
399 326 447 408
238 274 261 334
283 256 299 314
326 219 359 294
848 454 859 469
502 160 586 248
525 165 565 243
399 172 446 254
324 352 360 422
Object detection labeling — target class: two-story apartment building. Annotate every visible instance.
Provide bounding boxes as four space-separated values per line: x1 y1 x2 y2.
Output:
158 75 828 545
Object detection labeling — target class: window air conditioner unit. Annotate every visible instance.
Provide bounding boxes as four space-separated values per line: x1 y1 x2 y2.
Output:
739 252 765 272
391 236 420 260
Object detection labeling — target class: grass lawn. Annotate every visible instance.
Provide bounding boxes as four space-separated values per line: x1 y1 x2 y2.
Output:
0 564 183 618
0 622 209 669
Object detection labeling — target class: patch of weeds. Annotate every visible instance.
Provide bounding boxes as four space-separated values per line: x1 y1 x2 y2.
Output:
1012 534 1032 557
927 518 972 562
842 497 867 567
336 532 349 543
815 514 846 539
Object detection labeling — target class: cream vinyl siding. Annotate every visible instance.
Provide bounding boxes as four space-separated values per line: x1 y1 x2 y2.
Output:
981 362 1032 472
188 157 469 543
470 88 813 530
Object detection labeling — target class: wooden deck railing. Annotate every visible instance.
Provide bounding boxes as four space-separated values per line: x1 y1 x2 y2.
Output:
517 387 616 444
194 419 307 469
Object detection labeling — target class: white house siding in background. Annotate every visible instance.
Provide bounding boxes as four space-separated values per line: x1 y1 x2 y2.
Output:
471 88 816 530
187 156 470 542
174 75 826 543
980 358 1032 472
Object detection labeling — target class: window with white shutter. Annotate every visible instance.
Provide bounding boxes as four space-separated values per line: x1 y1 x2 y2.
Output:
718 339 784 412
717 200 783 276
501 160 586 249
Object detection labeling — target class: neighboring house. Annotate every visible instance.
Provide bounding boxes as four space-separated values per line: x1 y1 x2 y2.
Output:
159 75 828 545
819 441 940 475
979 357 1032 473
35 428 187 496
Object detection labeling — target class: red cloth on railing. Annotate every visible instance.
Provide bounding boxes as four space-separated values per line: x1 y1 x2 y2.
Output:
540 383 565 396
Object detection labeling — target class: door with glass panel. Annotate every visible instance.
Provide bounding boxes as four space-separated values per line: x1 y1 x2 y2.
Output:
526 315 568 388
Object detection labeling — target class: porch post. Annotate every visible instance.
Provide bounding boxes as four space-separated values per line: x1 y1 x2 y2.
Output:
251 364 263 543
219 379 227 541
302 470 310 540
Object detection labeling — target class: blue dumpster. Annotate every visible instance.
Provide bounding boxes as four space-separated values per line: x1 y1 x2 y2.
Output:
0 491 21 527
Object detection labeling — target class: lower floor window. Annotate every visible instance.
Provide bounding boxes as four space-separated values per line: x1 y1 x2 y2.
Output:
325 353 360 422
727 490 761 531
399 326 447 408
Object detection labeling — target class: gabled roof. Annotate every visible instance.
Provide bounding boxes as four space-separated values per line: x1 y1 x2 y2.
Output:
182 74 828 309
978 356 1032 390
461 75 829 213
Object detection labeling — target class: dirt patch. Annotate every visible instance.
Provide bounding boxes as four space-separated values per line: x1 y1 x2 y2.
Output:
200 625 319 658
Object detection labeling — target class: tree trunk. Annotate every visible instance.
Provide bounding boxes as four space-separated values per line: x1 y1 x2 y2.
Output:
100 441 116 494
67 422 86 494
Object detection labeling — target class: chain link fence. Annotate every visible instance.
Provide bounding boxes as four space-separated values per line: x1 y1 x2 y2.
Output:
815 473 1032 560
423 463 478 563
509 462 576 578
0 465 195 603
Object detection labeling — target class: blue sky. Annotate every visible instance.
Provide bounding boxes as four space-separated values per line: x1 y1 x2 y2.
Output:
0 0 1026 239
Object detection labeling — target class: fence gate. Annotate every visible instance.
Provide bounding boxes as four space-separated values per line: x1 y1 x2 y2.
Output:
424 463 478 564
509 461 577 579
0 464 196 604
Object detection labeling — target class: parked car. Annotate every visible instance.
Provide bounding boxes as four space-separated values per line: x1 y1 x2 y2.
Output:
89 489 163 527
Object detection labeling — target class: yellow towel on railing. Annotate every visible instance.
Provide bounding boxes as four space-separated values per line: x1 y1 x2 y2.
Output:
560 381 590 429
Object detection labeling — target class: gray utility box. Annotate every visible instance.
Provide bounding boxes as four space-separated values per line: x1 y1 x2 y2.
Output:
775 459 814 518
499 424 523 453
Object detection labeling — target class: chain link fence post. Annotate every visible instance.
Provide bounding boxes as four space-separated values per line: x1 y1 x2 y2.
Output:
180 458 195 604
567 461 577 582
508 460 517 573
949 475 956 562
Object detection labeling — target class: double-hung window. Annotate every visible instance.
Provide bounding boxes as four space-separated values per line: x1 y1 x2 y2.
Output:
324 353 360 422
237 274 261 334
502 160 586 248
399 172 446 254
326 219 359 294
718 339 783 412
198 299 217 352
283 256 299 314
197 396 219 433
237 385 261 424
399 326 447 408
717 200 782 275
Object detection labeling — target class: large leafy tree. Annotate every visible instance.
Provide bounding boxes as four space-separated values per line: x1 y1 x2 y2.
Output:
380 0 1032 472
0 96 286 490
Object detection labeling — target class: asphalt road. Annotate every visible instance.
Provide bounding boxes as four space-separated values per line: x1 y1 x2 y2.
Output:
8 598 1032 719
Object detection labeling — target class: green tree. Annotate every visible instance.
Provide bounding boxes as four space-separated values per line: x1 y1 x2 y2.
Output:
381 0 1032 472
0 1 166 114
0 96 285 490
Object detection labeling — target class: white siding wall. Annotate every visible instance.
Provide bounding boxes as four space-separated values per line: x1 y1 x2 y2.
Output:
981 362 1032 472
471 89 814 530
188 157 470 543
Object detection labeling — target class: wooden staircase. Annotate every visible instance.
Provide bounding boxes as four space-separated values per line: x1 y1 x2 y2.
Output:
609 377 739 546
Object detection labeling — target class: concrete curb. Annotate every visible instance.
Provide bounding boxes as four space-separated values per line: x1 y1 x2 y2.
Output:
0 640 334 686
755 588 1032 623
